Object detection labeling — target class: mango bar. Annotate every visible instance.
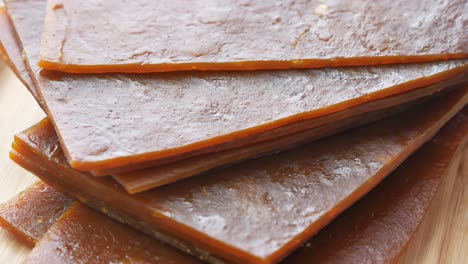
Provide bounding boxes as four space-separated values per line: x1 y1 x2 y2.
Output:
112 92 433 193
0 0 466 262
285 114 468 263
11 100 468 263
1 42 457 195
4 0 468 175
0 182 72 246
27 203 203 264
2 6 466 193
0 186 200 263
3 122 468 263
10 87 467 264
38 0 468 73
4 6 468 195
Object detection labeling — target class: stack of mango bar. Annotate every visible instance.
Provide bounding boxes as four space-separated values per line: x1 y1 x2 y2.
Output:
0 0 467 263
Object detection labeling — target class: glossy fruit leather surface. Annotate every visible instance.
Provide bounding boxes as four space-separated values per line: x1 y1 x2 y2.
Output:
2 5 465 193
284 109 468 263
5 116 468 264
26 203 202 264
0 182 72 247
10 87 468 264
0 37 457 195
2 7 465 193
4 0 468 172
113 97 412 193
39 0 468 73
112 87 448 193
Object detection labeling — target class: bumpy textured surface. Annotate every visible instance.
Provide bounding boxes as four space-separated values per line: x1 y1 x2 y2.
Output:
5 0 468 172
1 13 456 194
1 7 466 191
0 182 72 246
11 88 468 264
112 86 444 193
39 0 468 73
27 203 201 264
1 16 465 193
285 109 468 263
6 112 468 263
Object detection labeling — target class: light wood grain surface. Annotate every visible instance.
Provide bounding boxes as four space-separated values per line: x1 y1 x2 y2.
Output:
0 61 466 263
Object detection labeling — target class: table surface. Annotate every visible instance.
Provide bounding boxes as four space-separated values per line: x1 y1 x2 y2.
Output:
0 61 466 263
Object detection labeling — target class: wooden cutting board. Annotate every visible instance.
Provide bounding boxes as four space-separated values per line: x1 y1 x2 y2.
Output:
0 63 466 263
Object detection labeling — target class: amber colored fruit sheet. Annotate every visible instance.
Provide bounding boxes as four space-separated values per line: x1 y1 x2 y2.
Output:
113 89 438 193
284 111 468 263
5 115 468 263
21 119 468 264
0 37 457 194
1 32 464 190
0 182 72 247
2 6 465 191
26 203 202 264
5 0 468 173
0 7 39 103
38 0 468 73
10 88 468 264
